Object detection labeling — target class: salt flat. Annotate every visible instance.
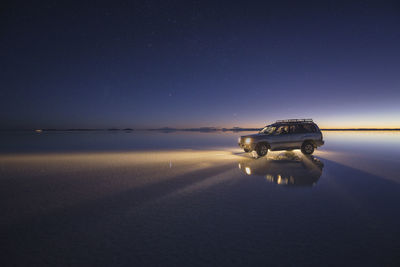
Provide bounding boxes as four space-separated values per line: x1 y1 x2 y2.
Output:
1 131 400 266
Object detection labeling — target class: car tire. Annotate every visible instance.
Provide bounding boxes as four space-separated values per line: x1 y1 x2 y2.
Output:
244 148 251 153
301 142 314 155
256 143 268 157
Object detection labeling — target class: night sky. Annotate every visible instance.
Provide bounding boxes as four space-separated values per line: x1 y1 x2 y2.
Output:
1 0 400 129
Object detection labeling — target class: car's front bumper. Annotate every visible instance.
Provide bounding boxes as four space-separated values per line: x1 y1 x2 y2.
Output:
238 142 256 151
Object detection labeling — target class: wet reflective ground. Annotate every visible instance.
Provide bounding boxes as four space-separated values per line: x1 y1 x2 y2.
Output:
1 131 400 266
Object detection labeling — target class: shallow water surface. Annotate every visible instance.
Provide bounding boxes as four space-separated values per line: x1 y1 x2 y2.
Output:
1 131 400 266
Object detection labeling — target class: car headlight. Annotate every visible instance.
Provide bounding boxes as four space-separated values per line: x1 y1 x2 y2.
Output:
245 138 251 144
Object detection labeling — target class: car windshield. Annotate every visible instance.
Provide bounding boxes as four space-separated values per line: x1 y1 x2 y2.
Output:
259 125 276 134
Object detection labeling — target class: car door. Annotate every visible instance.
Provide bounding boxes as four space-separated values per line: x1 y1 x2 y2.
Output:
288 125 300 148
269 125 291 150
290 124 316 148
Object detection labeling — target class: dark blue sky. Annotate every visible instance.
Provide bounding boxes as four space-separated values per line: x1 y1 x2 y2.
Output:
1 0 399 129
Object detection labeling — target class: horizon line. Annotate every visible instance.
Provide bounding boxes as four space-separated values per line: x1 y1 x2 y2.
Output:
1 127 400 132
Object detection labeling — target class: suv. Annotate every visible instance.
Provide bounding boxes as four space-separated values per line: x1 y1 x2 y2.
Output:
238 119 324 157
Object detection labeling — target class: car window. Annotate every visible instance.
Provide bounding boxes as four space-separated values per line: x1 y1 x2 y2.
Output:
260 125 276 134
303 124 316 133
274 125 289 135
294 124 305 133
292 124 316 133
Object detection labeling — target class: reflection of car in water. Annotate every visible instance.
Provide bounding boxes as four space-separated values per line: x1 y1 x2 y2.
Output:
238 152 324 186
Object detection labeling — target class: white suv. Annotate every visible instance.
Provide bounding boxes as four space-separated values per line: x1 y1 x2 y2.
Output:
238 119 324 157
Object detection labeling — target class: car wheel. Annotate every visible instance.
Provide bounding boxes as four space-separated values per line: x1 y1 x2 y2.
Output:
301 142 314 155
244 148 251 153
256 143 268 157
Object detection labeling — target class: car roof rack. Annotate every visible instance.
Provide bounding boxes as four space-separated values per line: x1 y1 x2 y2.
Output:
275 119 314 123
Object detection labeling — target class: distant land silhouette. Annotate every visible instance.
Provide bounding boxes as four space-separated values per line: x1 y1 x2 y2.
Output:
1 127 400 132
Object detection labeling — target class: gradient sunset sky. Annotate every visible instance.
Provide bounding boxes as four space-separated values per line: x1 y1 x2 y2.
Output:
1 0 399 129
